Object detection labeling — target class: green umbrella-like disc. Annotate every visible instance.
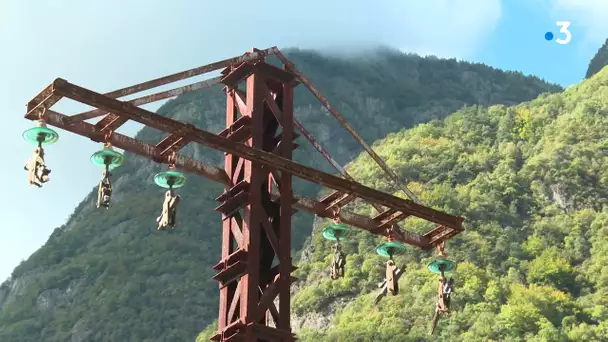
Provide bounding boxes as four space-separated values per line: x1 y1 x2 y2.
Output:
90 148 125 169
322 223 351 241
154 170 187 189
22 126 59 145
427 258 457 275
376 241 406 258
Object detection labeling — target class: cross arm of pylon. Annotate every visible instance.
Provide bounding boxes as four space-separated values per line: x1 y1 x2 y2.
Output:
25 78 463 249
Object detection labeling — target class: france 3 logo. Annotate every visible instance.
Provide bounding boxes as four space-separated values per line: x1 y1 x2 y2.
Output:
545 21 572 45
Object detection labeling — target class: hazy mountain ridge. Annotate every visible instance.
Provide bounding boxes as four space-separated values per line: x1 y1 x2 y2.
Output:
0 47 563 342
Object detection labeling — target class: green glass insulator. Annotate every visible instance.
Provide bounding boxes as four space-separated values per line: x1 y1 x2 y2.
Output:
376 241 406 258
154 170 187 189
23 126 59 145
322 223 351 241
427 258 457 275
90 147 125 169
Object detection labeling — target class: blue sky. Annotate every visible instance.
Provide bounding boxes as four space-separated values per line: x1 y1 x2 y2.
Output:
0 0 606 281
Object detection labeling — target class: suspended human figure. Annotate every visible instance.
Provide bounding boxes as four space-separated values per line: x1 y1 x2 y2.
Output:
97 168 113 209
331 243 346 279
437 277 454 313
24 147 51 188
430 276 455 335
156 189 181 230
386 259 399 295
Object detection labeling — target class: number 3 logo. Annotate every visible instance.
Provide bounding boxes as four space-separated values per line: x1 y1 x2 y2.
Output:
556 21 572 45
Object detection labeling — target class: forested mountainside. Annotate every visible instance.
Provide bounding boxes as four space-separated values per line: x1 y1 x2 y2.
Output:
586 38 608 79
228 66 605 342
0 47 562 342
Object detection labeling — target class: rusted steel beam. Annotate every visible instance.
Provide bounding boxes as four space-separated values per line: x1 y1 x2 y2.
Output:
48 78 464 232
423 225 461 249
220 62 255 89
26 83 62 114
65 76 223 124
274 50 422 205
153 123 197 160
28 108 435 247
373 208 396 221
324 193 356 212
319 190 343 204
270 192 429 248
24 82 63 119
289 93 412 235
218 115 252 143
34 109 231 186
254 62 297 85
96 115 128 132
378 212 409 230
154 134 190 157
104 47 278 100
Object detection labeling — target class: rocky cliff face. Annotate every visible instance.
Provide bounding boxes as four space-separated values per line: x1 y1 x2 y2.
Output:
0 47 562 342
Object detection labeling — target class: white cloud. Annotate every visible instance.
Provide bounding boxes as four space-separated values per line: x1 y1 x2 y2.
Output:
281 0 503 59
192 0 503 60
552 0 608 47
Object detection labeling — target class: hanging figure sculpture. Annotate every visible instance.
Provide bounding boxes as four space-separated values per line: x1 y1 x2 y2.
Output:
24 146 51 188
373 231 407 303
331 242 346 279
153 156 186 231
386 259 399 295
322 207 350 280
157 188 181 231
428 241 458 335
430 276 455 335
374 262 406 304
22 113 58 188
97 168 113 209
90 138 125 210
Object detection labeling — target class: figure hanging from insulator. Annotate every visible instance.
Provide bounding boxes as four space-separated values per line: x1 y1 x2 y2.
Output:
374 229 407 302
428 241 458 335
97 167 112 209
157 187 181 230
90 134 125 210
24 146 51 187
331 242 346 280
374 261 406 304
22 111 58 188
321 207 351 280
153 156 186 231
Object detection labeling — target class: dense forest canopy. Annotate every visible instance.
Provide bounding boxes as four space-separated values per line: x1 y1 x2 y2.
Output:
253 66 607 341
586 38 608 79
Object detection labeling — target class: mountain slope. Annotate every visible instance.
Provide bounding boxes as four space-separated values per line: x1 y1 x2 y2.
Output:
287 67 608 341
586 38 608 79
0 48 562 342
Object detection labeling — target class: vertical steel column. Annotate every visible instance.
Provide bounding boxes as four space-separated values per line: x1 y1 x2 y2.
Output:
213 61 297 342
243 70 264 341
216 89 238 333
278 77 294 331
